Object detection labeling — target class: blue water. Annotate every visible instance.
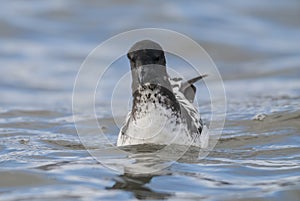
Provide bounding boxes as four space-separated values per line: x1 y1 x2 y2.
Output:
0 0 300 200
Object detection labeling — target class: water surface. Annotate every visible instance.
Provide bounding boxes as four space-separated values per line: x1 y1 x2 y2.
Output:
1 0 300 200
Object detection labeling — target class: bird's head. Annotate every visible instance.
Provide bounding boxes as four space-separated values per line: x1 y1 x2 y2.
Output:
127 40 171 92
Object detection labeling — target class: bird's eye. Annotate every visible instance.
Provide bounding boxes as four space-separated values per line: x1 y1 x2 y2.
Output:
127 54 136 62
154 55 160 62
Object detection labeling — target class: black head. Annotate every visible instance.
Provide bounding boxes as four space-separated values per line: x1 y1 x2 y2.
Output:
127 40 170 92
127 40 166 68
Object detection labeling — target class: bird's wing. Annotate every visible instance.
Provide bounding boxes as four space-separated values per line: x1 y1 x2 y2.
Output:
170 74 207 103
170 75 207 136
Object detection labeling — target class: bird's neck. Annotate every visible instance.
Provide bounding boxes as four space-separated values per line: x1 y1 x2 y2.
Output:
131 84 180 119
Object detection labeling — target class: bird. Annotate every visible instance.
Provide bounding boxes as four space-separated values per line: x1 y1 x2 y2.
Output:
117 40 208 148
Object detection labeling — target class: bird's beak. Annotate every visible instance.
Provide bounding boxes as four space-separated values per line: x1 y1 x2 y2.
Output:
137 67 145 84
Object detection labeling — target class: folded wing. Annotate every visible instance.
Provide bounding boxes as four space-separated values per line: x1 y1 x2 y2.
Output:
171 74 207 103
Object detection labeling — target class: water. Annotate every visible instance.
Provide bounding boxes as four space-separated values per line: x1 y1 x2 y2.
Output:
1 0 300 200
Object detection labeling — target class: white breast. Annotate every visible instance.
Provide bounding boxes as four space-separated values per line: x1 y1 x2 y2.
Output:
117 100 189 146
117 82 209 148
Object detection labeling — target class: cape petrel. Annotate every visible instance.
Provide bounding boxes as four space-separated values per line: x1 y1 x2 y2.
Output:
117 40 208 147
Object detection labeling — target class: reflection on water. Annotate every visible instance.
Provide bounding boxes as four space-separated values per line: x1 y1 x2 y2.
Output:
0 0 300 200
108 174 172 200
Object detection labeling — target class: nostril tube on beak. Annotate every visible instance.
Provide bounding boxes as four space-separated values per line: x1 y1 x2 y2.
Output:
138 67 145 84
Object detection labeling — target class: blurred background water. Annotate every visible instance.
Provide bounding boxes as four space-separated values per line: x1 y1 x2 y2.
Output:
0 0 300 200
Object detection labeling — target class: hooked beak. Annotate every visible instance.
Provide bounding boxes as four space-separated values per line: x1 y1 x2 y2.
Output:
137 67 145 84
